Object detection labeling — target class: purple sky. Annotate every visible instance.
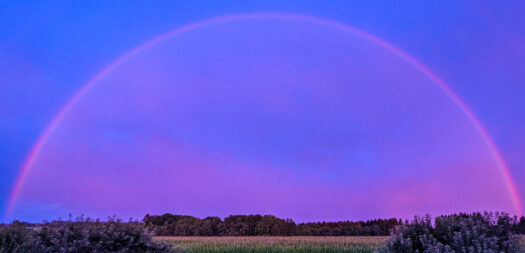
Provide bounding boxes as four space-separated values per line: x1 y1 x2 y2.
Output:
1 1 525 222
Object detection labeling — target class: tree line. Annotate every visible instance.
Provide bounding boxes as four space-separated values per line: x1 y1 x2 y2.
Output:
143 213 525 236
143 213 401 236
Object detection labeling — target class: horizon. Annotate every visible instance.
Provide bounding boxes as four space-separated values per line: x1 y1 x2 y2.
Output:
2 1 525 223
5 210 522 225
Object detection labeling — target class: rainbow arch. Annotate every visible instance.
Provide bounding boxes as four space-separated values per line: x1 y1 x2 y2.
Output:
5 13 523 219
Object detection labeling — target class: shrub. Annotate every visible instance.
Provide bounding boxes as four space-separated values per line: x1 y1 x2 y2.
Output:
0 221 31 252
381 212 521 253
0 217 173 252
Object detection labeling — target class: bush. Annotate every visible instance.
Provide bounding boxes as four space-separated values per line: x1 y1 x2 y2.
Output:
0 221 32 252
0 217 173 253
381 212 521 253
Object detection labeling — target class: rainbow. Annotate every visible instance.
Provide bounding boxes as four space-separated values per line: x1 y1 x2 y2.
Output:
5 13 523 220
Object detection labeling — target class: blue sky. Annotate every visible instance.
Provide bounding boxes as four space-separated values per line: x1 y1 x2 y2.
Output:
1 1 525 221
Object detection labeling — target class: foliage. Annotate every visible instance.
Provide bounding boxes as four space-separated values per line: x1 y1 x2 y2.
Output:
381 212 522 253
144 213 399 236
0 221 32 252
3 212 525 252
0 216 172 253
519 216 525 235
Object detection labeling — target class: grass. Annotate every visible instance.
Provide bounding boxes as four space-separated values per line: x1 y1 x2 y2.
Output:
155 236 388 253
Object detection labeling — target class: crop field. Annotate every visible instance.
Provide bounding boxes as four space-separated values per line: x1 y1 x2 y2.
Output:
521 235 525 252
156 236 525 253
155 236 389 253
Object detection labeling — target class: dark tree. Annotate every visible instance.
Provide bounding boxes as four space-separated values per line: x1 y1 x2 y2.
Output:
518 216 525 234
143 213 399 236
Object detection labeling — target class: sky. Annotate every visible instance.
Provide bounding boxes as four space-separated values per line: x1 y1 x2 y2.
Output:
1 1 525 222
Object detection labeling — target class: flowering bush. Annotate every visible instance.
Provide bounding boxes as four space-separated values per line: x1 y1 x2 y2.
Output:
0 217 172 252
381 212 521 252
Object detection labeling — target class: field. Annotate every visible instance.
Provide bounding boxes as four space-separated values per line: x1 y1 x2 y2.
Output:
521 235 525 252
157 236 525 253
155 236 388 253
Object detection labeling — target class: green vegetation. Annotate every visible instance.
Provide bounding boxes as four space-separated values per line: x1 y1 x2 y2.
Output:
158 235 525 253
0 217 171 252
144 214 400 236
2 212 525 252
521 235 525 252
156 236 387 253
382 212 522 252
